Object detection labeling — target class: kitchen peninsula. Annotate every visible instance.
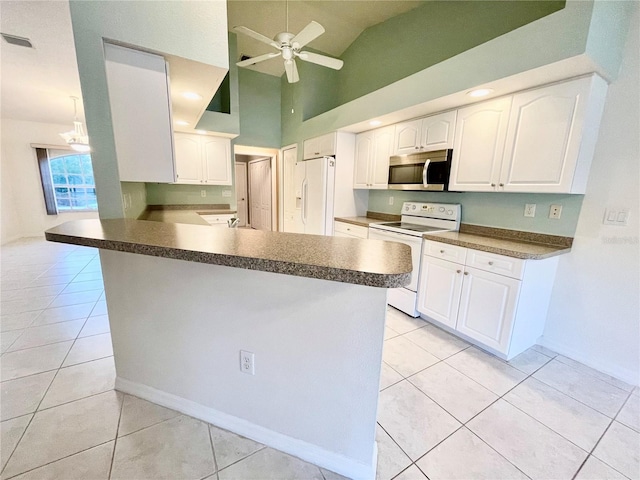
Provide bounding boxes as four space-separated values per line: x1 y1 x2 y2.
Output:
45 219 412 479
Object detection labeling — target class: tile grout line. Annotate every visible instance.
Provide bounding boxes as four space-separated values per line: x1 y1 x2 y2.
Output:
107 392 126 480
207 423 220 480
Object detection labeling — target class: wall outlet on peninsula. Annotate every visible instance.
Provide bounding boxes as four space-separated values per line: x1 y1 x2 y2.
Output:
388 196 394 206
240 350 255 375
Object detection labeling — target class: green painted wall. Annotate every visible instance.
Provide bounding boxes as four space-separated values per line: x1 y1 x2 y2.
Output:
235 68 282 148
336 1 565 107
368 190 584 237
146 184 235 207
120 182 147 219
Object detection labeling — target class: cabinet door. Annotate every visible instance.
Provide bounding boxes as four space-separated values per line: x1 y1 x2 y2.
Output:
456 266 520 354
370 126 394 188
303 137 321 160
420 111 456 151
500 77 592 193
353 132 372 188
202 137 231 185
174 134 202 184
393 119 421 155
319 132 336 157
449 97 512 192
417 256 464 329
104 44 176 183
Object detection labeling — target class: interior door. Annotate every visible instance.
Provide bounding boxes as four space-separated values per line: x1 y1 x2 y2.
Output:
283 147 304 233
303 157 328 235
248 158 272 231
234 162 248 227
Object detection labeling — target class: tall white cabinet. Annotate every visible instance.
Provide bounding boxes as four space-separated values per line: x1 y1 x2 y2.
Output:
449 75 607 194
104 43 176 183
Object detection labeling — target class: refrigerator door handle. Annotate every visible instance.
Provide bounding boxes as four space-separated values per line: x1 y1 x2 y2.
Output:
301 179 308 225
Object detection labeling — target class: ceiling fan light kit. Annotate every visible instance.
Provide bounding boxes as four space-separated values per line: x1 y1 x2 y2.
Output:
234 20 344 83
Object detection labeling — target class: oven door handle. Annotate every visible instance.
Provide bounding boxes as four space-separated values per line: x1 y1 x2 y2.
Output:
422 159 432 188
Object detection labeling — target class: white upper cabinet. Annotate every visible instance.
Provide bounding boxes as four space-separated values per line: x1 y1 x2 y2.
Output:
303 132 336 159
449 75 607 193
354 126 394 189
449 97 512 192
174 132 231 185
393 111 456 155
202 137 232 184
104 43 176 183
500 75 606 193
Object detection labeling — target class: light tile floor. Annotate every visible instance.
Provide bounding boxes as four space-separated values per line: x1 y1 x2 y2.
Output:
1 238 639 480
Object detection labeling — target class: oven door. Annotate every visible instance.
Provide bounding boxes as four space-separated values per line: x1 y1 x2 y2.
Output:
368 228 422 291
388 150 452 191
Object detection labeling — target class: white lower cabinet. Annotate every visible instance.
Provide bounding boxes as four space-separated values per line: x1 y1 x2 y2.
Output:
200 214 235 226
417 240 559 359
333 221 368 239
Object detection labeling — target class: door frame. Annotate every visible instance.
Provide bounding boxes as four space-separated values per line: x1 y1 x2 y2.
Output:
279 144 297 232
234 145 279 231
234 161 248 227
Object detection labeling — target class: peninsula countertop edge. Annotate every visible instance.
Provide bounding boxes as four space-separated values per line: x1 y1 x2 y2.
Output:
45 219 412 288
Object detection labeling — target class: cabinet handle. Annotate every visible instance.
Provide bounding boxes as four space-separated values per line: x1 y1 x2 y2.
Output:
456 269 461 274
491 183 496 187
499 183 504 187
440 249 445 253
464 271 469 275
415 146 420 150
488 261 494 266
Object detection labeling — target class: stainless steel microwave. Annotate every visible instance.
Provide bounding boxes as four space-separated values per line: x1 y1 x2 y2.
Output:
387 150 452 191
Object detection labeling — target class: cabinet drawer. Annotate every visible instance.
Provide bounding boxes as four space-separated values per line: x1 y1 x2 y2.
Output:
466 250 524 279
334 221 368 239
423 240 467 264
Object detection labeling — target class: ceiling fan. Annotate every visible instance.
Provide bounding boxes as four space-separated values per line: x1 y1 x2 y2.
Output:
234 9 344 83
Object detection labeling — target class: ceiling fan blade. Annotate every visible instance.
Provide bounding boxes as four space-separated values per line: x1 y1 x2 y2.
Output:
297 51 344 70
291 21 325 49
284 59 299 83
236 52 280 67
233 26 279 49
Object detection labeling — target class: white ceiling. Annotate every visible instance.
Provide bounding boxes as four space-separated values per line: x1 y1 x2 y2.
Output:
228 0 422 77
0 0 421 127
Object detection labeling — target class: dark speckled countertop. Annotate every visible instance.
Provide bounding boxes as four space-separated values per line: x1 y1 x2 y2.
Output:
45 219 412 288
138 204 236 226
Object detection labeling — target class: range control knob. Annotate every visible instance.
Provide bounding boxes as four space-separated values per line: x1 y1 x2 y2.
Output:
447 210 453 215
439 207 445 212
404 205 410 211
412 205 417 210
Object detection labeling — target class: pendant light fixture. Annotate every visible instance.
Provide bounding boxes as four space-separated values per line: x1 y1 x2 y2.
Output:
59 96 91 152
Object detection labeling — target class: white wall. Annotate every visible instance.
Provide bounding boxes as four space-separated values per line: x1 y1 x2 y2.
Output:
541 5 639 385
0 118 99 244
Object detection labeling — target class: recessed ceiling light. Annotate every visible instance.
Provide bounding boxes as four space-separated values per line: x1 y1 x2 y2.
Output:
195 130 207 135
182 92 202 101
175 120 189 126
369 120 382 127
467 88 494 98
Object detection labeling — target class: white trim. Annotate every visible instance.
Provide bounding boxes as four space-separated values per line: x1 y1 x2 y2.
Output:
30 143 73 150
537 338 639 387
115 376 377 479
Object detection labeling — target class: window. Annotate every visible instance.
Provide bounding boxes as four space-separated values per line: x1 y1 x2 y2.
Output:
36 148 98 214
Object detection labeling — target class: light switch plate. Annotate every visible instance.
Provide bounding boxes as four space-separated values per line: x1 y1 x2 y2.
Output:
604 208 630 226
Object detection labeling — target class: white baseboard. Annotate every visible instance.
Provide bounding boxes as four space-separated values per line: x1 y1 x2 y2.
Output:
115 377 377 480
537 338 639 387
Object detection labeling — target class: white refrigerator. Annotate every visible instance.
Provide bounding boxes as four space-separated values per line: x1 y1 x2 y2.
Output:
284 156 336 235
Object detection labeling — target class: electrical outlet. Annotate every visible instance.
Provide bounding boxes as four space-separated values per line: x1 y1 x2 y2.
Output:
524 204 536 218
200 190 206 198
222 190 232 198
240 350 255 375
388 196 394 206
549 204 563 219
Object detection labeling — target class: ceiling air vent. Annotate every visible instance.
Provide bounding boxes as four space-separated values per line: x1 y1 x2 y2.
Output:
1 33 33 48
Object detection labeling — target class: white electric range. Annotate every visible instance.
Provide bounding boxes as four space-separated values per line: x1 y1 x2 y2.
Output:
369 202 461 317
